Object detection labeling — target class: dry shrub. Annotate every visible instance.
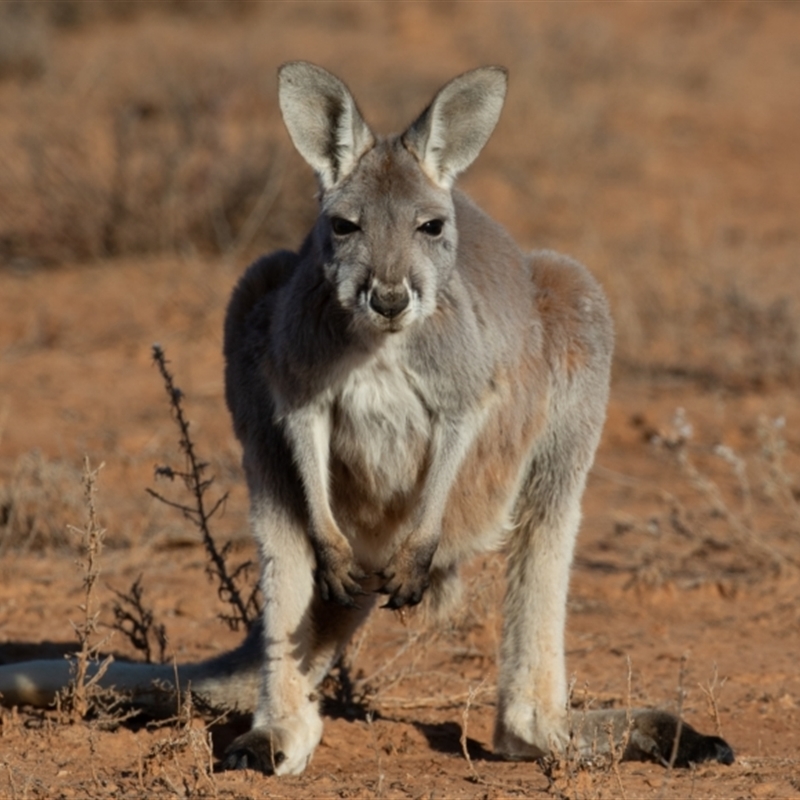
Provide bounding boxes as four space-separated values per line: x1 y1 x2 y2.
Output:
42 0 253 29
608 409 800 590
697 288 799 387
2 3 798 389
0 0 250 84
0 451 84 553
0 3 49 81
0 7 314 267
137 689 218 798
148 344 261 632
111 576 169 666
3 67 308 266
57 458 119 725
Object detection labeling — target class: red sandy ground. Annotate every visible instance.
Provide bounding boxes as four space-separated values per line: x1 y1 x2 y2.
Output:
1 3 799 798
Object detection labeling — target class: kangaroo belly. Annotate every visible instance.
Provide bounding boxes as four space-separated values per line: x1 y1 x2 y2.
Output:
329 353 430 536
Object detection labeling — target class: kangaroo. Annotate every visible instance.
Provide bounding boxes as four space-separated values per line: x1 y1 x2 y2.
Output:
0 63 733 775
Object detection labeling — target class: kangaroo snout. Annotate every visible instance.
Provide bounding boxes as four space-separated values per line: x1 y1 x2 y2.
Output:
368 282 410 320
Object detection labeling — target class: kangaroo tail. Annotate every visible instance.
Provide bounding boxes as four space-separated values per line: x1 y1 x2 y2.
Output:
577 708 735 767
0 623 261 717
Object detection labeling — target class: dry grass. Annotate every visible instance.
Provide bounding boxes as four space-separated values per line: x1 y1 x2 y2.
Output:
0 451 85 553
699 664 727 739
1 3 798 388
0 3 49 81
137 687 220 798
592 407 800 590
0 5 309 267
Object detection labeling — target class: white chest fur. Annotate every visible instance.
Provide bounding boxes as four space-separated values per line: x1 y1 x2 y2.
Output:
329 349 431 508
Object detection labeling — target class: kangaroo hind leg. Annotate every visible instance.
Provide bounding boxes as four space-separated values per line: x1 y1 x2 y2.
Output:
222 503 375 775
493 441 736 768
493 454 585 761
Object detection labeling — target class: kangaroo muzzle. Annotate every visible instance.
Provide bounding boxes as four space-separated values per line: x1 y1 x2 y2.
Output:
369 284 410 319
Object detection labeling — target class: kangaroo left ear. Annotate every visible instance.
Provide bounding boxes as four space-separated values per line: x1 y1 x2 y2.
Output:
278 61 375 190
402 66 508 190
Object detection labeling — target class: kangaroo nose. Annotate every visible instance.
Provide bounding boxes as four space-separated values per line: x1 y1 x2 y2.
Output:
369 285 410 319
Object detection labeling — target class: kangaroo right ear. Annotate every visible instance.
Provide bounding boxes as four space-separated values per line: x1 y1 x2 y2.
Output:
402 66 508 190
278 62 375 190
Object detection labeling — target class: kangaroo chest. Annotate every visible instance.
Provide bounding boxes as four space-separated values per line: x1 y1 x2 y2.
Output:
329 354 431 512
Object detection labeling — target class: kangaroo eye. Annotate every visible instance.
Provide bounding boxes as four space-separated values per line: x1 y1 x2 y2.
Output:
331 217 360 236
418 219 444 237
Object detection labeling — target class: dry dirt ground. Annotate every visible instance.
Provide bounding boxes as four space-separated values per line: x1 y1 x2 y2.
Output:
1 3 800 798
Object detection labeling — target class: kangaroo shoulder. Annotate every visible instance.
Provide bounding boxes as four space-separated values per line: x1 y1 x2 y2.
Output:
453 191 523 266
224 249 299 426
224 250 298 361
226 249 296 331
451 191 531 329
529 249 614 373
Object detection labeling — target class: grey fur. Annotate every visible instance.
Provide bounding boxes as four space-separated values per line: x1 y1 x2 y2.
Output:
0 63 733 776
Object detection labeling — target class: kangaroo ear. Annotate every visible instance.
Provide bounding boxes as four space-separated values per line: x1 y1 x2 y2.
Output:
402 67 508 189
278 62 375 190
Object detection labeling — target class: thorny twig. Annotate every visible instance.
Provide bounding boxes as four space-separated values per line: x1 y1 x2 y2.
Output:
460 680 487 784
699 663 727 738
111 575 168 664
658 653 688 800
607 656 634 800
148 344 260 631
60 457 115 722
140 673 220 796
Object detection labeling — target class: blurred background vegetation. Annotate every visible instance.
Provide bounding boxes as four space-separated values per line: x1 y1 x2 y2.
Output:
1 0 798 386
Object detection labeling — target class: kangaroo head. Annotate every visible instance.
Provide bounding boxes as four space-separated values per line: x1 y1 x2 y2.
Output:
278 61 507 334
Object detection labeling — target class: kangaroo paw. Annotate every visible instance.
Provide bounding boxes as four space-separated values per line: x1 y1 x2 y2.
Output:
222 721 320 776
222 730 286 774
377 547 434 610
314 545 367 608
494 707 569 761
